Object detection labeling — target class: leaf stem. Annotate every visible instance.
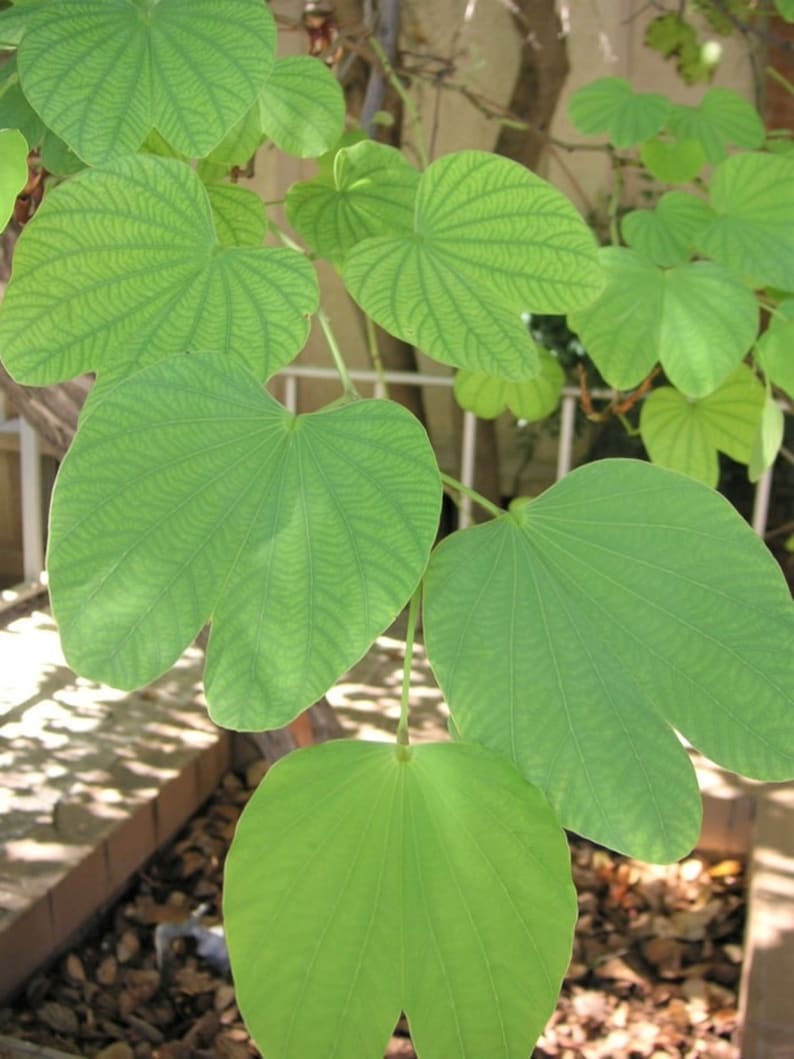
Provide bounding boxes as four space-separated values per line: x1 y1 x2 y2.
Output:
396 586 421 755
766 65 794 97
608 151 624 247
364 314 389 397
440 473 503 520
317 309 358 398
370 35 430 169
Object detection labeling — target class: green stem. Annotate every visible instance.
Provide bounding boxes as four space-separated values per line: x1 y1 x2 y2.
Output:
440 473 503 520
364 314 389 397
766 65 794 96
268 220 304 254
396 586 421 755
317 309 357 398
608 152 624 247
370 36 430 169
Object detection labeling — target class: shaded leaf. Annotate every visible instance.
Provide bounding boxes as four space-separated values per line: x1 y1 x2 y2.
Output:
205 183 267 248
568 77 670 148
756 300 794 397
668 89 764 163
225 740 577 1058
258 55 344 158
749 394 785 482
454 348 564 421
621 192 713 268
0 128 28 230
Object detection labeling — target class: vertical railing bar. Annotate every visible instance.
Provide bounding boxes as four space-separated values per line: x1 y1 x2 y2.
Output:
19 418 44 581
556 393 577 481
459 411 477 529
283 374 298 414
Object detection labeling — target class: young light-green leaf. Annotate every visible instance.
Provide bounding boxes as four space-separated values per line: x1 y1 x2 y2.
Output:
568 77 670 148
756 300 794 397
569 248 758 397
668 88 765 163
0 128 28 231
639 137 706 184
285 140 420 264
454 348 564 422
424 459 794 861
48 356 442 730
224 740 577 1059
258 55 345 158
621 191 714 268
16 0 276 164
0 155 317 384
749 394 785 482
699 153 794 290
344 151 603 379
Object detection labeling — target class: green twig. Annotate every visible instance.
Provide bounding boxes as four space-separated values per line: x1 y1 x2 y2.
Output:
608 152 625 247
370 35 430 169
364 314 389 397
317 309 357 398
766 65 794 96
440 473 503 520
396 586 421 755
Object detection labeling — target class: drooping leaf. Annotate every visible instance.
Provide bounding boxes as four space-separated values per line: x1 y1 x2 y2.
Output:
639 137 706 184
225 739 577 1059
205 183 267 248
16 0 276 164
699 153 794 291
0 128 28 230
48 356 442 730
568 77 670 148
756 300 794 397
0 155 317 385
285 140 419 264
454 348 564 422
258 55 345 158
569 247 758 397
344 151 603 379
640 365 765 485
668 89 764 163
749 394 785 482
621 192 714 268
424 459 794 861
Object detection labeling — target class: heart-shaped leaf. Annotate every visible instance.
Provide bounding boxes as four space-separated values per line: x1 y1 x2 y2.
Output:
286 140 420 264
622 192 714 268
454 348 564 422
668 89 764 164
640 365 765 486
343 151 603 379
698 153 794 290
569 248 758 397
0 155 317 385
424 459 794 861
639 137 706 184
225 739 577 1058
258 55 345 158
568 77 670 147
48 355 442 730
16 0 276 164
0 128 28 230
756 300 794 398
205 183 267 248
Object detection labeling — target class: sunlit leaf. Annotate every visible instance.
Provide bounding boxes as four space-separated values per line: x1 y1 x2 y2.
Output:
640 137 706 183
258 55 345 158
568 77 670 147
48 356 442 730
344 151 603 379
668 88 764 163
621 192 714 268
225 740 577 1058
756 299 794 397
749 394 785 482
16 0 276 164
205 183 267 248
424 459 794 861
454 348 564 421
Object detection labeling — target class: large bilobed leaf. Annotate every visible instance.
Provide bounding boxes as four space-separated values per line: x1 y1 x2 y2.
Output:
16 0 276 165
569 248 758 397
344 151 603 380
0 155 317 385
454 348 564 422
640 365 765 486
698 153 794 291
257 55 345 158
756 300 794 397
639 138 706 184
424 460 794 862
285 140 420 264
48 356 441 731
568 77 670 148
0 128 27 230
668 89 764 164
224 740 577 1059
621 191 714 267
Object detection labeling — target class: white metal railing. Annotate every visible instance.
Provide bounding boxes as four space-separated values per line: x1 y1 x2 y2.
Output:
1 365 776 583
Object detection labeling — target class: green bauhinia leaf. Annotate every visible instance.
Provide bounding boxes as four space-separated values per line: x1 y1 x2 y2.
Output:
0 155 317 385
749 393 785 482
640 365 765 486
668 88 765 163
568 247 758 397
48 356 442 730
756 300 794 397
568 77 670 148
699 153 794 291
202 102 265 167
225 740 577 1059
639 137 706 184
344 151 603 379
454 348 564 421
258 55 345 158
286 140 420 264
16 0 276 165
0 128 28 230
205 183 267 248
621 192 714 268
424 459 794 861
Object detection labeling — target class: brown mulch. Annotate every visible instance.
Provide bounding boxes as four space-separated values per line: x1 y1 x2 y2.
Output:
0 767 745 1059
